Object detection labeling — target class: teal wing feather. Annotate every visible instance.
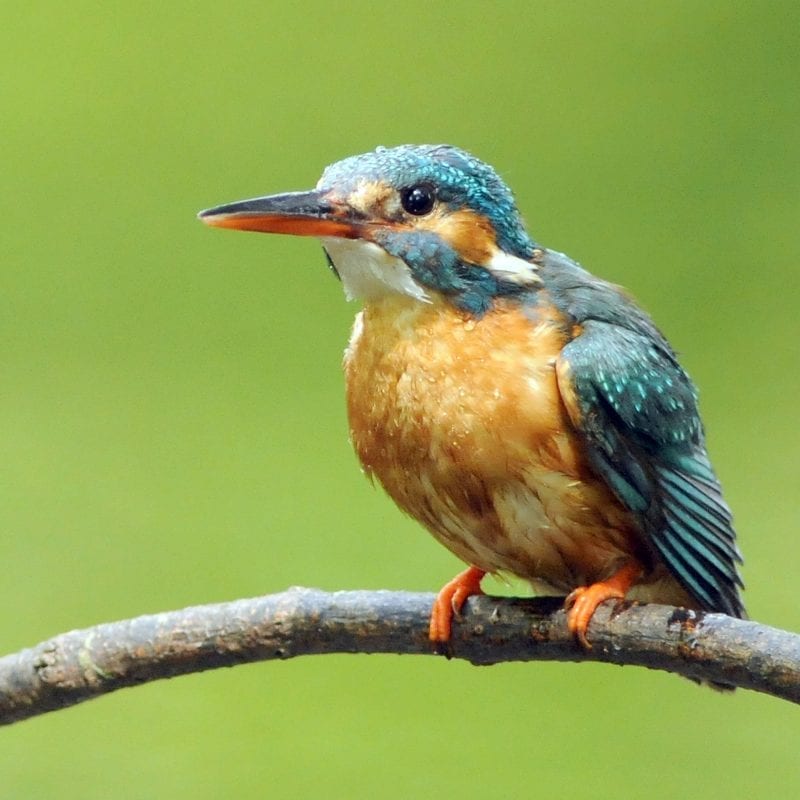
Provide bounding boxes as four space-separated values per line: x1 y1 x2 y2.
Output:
556 319 744 617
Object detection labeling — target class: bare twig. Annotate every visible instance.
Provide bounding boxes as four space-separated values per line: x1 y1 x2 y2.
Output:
0 589 797 725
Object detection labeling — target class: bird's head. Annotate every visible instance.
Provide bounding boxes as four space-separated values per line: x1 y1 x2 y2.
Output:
200 144 539 315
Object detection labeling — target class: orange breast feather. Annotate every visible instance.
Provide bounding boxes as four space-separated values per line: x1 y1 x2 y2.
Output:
344 294 655 595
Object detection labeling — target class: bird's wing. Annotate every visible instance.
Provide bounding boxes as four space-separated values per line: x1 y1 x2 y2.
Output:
556 319 744 616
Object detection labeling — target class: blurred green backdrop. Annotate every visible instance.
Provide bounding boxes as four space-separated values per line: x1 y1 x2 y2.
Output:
3 1 799 797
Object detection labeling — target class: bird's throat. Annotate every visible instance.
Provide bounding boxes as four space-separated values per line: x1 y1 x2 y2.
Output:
321 237 430 304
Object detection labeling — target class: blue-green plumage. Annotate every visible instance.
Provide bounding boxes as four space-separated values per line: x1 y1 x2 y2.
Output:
369 228 534 316
319 145 536 258
542 250 744 617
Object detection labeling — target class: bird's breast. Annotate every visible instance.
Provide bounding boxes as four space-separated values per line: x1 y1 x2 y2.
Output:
346 295 571 477
344 294 643 591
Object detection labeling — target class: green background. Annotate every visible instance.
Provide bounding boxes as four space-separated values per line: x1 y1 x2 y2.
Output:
3 2 799 797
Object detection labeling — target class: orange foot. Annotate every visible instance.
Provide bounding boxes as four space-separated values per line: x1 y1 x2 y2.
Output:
429 566 487 642
565 561 642 648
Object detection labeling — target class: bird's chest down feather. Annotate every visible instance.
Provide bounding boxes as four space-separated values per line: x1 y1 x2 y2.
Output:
344 295 646 594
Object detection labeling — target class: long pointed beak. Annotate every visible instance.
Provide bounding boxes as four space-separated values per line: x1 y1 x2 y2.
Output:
198 190 362 239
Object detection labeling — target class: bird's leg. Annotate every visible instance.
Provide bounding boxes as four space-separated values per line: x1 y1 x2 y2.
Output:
565 560 642 648
429 566 487 642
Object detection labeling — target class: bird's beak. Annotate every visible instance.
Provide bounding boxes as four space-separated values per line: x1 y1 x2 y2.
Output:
198 190 362 239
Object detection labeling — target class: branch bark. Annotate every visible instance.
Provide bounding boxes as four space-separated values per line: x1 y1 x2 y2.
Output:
0 588 797 725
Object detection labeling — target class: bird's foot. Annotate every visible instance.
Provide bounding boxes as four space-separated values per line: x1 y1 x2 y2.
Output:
565 561 642 648
429 566 487 642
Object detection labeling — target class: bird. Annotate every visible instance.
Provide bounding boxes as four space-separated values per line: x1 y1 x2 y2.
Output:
199 144 744 650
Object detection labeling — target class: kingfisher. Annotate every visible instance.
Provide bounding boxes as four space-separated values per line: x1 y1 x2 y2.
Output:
199 144 744 648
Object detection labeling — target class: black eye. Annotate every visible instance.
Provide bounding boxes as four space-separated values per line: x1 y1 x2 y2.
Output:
400 184 435 216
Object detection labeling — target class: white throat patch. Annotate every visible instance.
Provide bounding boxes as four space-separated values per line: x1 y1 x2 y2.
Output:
321 237 430 303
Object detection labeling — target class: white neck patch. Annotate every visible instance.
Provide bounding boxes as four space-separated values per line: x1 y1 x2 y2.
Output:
485 249 541 285
321 237 430 303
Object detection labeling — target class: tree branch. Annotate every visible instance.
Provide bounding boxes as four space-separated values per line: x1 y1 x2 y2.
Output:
0 588 797 725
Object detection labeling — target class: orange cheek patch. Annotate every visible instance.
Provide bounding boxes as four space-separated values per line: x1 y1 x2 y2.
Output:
415 207 497 264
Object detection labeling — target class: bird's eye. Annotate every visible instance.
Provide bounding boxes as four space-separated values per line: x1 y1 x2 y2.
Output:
400 184 435 216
